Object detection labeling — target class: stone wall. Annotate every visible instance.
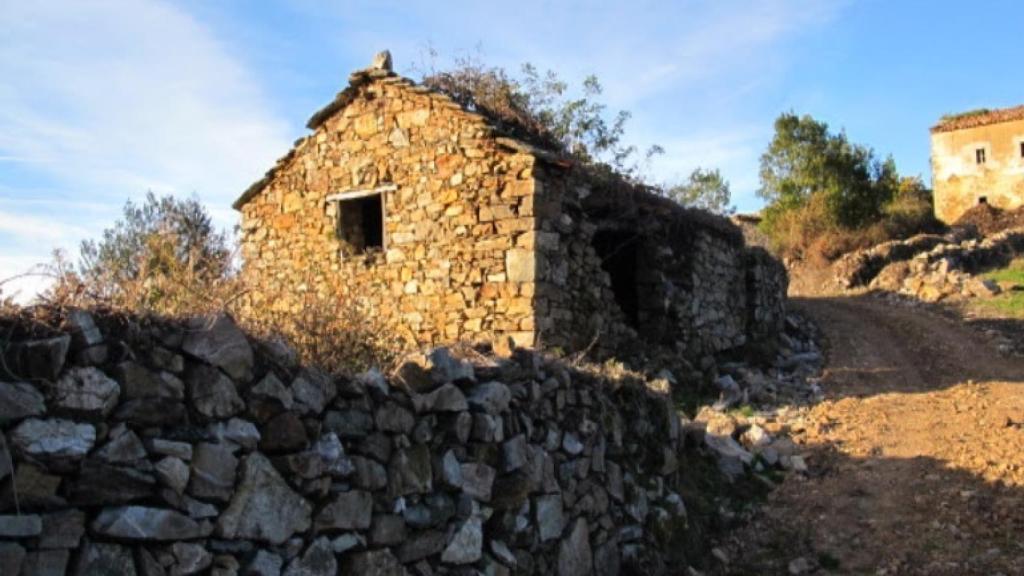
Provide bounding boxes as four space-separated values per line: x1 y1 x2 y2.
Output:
531 167 788 360
0 311 697 575
238 68 542 350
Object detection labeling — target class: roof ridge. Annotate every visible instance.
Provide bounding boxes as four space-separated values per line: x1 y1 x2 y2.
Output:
931 103 1024 133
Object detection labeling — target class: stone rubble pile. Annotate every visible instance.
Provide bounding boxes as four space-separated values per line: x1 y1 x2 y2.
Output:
831 226 1024 302
0 311 698 575
688 313 822 482
868 227 1024 302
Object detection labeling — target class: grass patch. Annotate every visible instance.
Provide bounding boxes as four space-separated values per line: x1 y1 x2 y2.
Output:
982 258 1024 285
973 292 1024 318
974 258 1024 319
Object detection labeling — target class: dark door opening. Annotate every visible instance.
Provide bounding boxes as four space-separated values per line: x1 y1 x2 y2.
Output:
592 230 640 327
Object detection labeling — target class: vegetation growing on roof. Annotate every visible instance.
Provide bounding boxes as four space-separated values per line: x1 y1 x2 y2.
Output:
420 54 663 179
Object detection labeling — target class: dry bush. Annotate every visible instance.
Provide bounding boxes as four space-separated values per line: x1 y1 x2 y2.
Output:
764 180 941 264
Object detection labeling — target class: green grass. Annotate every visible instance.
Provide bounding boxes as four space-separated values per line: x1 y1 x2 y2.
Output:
983 258 1024 285
976 259 1024 319
974 292 1024 318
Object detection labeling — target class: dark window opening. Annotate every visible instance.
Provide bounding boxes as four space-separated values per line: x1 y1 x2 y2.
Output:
978 196 988 205
976 148 987 164
1019 141 1024 158
592 230 640 327
337 194 383 254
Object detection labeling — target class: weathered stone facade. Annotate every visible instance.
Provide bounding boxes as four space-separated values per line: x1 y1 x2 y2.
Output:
0 310 705 575
931 106 1024 223
236 52 786 359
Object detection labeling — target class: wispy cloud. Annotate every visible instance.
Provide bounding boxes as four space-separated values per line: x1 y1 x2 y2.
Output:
0 0 291 298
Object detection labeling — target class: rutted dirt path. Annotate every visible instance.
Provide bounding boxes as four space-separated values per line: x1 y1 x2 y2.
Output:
727 296 1024 575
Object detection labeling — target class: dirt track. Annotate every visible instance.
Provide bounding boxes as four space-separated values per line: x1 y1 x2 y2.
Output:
729 295 1024 575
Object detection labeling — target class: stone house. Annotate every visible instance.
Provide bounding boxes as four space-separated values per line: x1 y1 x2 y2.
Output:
235 52 786 359
931 105 1024 222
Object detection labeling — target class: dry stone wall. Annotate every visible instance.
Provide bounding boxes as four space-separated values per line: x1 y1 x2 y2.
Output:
238 68 541 350
531 168 788 360
237 59 789 364
0 311 697 575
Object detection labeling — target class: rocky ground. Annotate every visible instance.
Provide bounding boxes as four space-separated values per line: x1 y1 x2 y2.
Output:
706 295 1024 575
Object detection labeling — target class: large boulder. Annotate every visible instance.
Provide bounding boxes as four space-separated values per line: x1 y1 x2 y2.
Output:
10 418 95 465
182 315 254 382
91 506 205 541
216 453 312 544
0 381 46 425
52 367 120 419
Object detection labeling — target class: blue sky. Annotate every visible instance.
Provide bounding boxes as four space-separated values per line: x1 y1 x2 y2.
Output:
2 0 1023 299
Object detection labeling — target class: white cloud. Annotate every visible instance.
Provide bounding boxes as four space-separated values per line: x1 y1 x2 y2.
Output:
0 0 291 218
0 0 292 299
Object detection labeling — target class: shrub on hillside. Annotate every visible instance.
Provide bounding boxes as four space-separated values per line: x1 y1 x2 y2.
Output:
45 192 240 316
758 113 940 261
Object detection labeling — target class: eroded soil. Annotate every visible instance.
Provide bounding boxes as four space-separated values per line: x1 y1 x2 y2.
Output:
724 296 1024 575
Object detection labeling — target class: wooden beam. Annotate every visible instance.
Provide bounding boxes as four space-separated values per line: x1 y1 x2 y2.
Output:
326 184 397 202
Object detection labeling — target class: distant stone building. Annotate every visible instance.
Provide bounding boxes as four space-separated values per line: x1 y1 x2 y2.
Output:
931 105 1024 222
234 52 786 357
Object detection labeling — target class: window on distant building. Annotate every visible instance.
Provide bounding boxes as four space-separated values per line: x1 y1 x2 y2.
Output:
975 148 987 164
1020 141 1024 158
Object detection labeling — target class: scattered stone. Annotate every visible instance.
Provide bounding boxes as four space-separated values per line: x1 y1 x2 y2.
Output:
389 444 433 496
246 550 283 576
68 459 156 505
0 381 46 425
149 438 194 461
157 456 191 494
558 518 593 576
216 453 312 545
209 418 261 450
315 490 373 531
74 542 137 576
467 381 512 414
412 383 468 413
95 424 147 463
0 542 25 575
312 433 354 477
283 537 335 576
16 335 71 381
0 514 42 537
182 314 254 382
187 364 245 420
342 549 404 576
428 348 475 384
189 442 238 502
51 367 120 418
249 372 293 410
441 515 483 565
91 506 205 540
115 361 183 400
330 533 365 555
10 418 95 464
39 510 85 549
171 542 213 576
535 495 564 541
369 515 406 546
460 462 495 502
290 369 336 416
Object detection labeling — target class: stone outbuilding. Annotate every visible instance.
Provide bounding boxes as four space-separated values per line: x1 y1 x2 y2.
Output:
931 105 1024 222
234 52 786 359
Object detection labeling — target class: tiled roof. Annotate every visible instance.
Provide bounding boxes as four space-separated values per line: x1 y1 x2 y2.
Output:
931 104 1024 133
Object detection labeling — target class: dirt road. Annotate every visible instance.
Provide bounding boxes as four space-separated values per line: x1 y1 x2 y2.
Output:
728 295 1024 575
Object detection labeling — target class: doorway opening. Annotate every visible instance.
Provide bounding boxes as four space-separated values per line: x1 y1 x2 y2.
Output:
592 230 640 327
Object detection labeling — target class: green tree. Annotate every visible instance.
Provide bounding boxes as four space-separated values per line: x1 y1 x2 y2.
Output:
759 113 898 229
665 168 735 214
421 57 662 178
74 192 234 312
